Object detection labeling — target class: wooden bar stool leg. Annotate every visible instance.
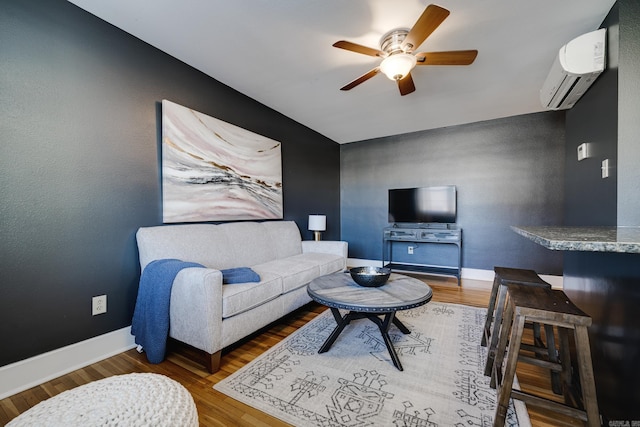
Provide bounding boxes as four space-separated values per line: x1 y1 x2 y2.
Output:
558 327 573 399
533 322 548 347
490 296 514 389
574 325 600 427
482 274 502 347
485 283 509 376
494 311 526 427
543 324 563 395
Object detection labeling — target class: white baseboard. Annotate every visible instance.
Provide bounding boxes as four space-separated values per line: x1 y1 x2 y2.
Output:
461 267 495 281
0 327 136 400
347 258 563 288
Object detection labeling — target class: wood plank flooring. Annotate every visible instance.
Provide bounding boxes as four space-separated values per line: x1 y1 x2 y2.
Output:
1 275 584 426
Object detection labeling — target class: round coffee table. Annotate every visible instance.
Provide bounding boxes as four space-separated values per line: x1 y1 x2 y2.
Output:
307 271 433 371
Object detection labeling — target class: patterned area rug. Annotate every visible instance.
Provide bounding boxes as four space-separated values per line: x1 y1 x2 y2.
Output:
214 302 530 426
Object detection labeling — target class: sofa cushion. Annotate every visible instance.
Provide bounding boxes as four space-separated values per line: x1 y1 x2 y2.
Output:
253 258 320 294
221 272 282 318
293 252 346 276
261 221 303 259
137 221 305 271
218 222 275 267
136 224 237 270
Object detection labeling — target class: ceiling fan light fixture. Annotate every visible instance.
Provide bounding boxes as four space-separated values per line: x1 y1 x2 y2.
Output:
333 5 475 95
380 53 417 81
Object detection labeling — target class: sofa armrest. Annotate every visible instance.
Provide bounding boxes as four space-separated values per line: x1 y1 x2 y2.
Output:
169 267 223 355
302 240 348 260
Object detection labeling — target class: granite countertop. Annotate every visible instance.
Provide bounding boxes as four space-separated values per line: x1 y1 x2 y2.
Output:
511 226 640 253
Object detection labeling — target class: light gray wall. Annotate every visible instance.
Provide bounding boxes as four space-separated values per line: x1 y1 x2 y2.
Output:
340 112 566 275
617 0 640 225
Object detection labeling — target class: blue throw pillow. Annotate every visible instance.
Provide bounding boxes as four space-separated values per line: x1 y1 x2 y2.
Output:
221 267 261 284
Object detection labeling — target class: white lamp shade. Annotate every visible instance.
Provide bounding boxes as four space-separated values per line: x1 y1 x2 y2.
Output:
380 53 417 81
308 215 326 231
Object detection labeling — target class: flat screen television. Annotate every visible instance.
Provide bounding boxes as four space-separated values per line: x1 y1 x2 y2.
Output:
388 185 457 224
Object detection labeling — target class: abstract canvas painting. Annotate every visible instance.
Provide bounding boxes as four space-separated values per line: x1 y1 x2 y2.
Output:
161 100 283 223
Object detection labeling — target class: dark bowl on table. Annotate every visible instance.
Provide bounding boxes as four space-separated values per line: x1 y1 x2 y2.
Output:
349 266 391 287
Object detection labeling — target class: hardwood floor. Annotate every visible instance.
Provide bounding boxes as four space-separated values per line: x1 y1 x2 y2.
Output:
1 275 584 426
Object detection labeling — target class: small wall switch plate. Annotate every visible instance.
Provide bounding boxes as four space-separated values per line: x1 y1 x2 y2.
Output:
577 143 590 161
602 159 610 178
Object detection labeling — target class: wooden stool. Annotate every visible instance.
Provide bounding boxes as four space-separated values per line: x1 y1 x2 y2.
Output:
492 286 600 427
482 268 554 379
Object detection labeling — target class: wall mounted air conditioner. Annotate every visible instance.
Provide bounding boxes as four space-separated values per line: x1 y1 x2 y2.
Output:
540 28 606 110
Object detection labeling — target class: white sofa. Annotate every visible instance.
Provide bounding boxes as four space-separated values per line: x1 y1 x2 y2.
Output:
135 221 347 372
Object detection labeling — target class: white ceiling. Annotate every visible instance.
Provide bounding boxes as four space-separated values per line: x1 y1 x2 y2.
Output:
67 0 615 144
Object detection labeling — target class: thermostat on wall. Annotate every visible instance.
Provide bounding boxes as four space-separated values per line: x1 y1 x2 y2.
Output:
577 143 590 161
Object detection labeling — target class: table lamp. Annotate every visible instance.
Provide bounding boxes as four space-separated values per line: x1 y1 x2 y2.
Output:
308 215 326 241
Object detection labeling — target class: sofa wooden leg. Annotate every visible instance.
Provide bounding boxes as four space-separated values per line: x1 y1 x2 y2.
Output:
205 350 222 373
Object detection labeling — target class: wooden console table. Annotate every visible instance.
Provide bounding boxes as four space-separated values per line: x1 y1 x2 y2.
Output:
382 225 462 285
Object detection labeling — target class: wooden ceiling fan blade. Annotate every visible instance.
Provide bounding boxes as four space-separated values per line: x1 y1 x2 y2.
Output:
333 40 385 57
403 5 450 52
415 50 478 65
398 73 416 96
340 68 380 91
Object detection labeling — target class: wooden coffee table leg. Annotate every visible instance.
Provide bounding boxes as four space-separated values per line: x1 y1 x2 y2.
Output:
319 308 354 353
392 316 411 334
380 312 404 371
320 309 406 371
365 312 404 371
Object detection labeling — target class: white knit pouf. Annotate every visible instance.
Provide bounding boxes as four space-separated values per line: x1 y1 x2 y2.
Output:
7 373 198 427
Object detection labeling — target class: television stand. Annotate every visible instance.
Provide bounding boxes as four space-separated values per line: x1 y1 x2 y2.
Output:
382 225 462 286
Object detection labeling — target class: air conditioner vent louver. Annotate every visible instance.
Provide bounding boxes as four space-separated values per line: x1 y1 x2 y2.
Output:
540 28 606 110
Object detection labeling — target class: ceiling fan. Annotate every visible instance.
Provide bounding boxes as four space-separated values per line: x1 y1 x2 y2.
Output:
333 4 478 96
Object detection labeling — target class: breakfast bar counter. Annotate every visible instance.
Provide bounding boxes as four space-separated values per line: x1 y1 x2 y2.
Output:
512 225 640 422
511 225 640 253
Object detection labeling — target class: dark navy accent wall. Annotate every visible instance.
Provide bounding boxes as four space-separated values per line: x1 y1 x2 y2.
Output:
564 11 618 226
564 251 640 421
341 113 566 275
0 0 340 367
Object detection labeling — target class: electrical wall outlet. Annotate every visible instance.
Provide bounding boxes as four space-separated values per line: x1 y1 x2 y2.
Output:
92 295 107 316
408 246 414 254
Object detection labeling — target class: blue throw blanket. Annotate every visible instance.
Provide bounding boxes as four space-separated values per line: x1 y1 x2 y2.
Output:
131 259 203 364
221 267 260 284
